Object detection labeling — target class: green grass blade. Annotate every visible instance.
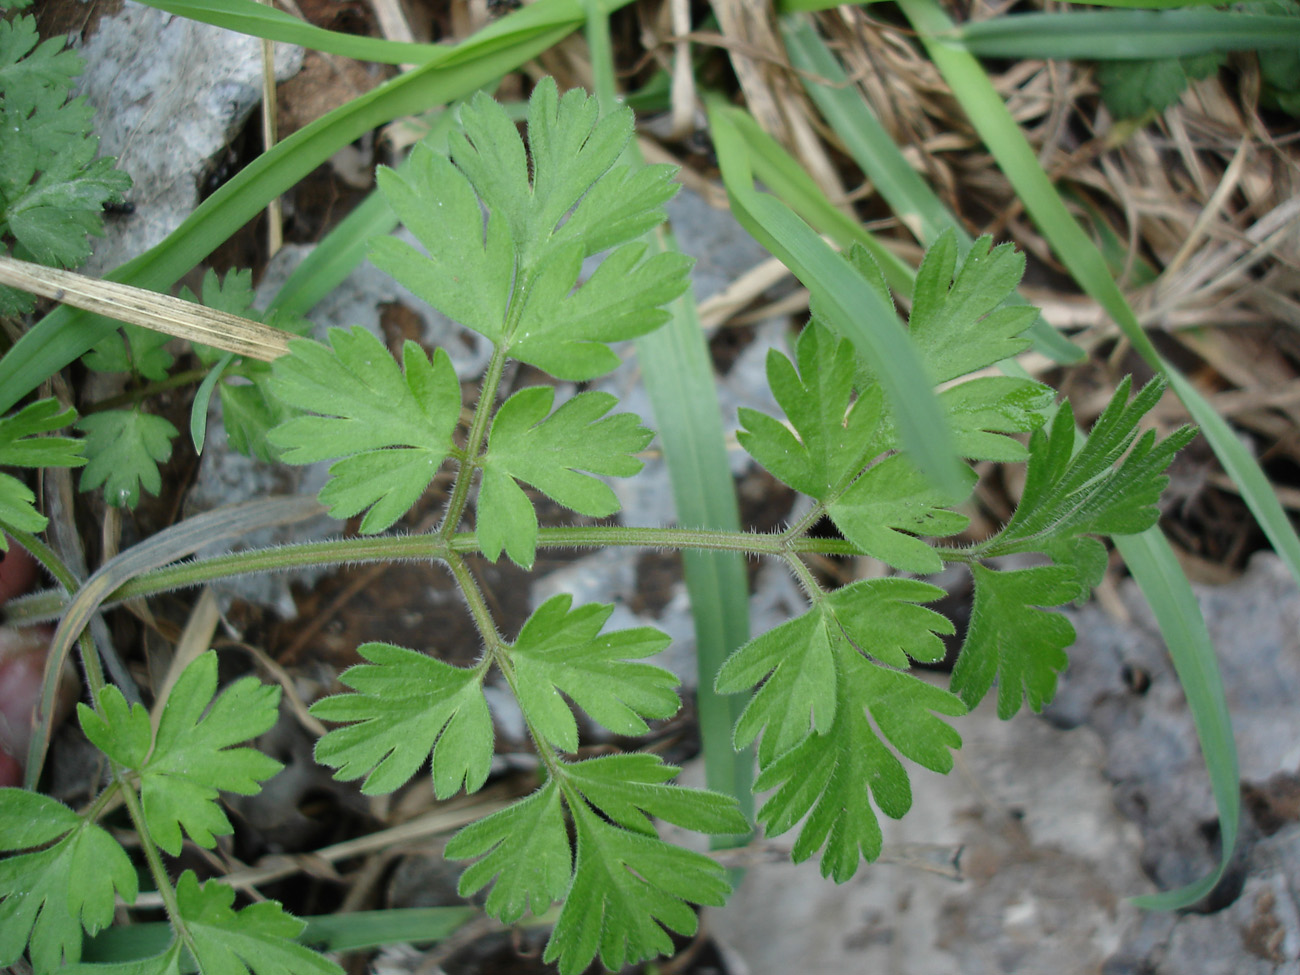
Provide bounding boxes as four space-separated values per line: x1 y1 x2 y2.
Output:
637 276 756 839
707 96 965 497
1117 529 1239 910
779 15 1083 364
951 10 1300 60
0 0 632 415
716 104 915 295
133 0 442 64
897 0 1254 908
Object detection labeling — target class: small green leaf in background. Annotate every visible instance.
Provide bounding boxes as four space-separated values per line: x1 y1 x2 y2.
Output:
269 325 462 533
177 871 343 975
0 14 131 314
477 387 653 567
508 594 679 752
311 643 492 798
1096 52 1225 119
181 268 311 460
79 651 283 856
74 408 178 508
0 397 84 541
0 789 138 970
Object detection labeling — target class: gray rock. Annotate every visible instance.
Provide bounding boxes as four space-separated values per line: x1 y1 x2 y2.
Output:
74 1 303 274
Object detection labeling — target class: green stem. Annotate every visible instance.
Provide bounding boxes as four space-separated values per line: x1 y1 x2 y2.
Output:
6 528 876 624
115 765 196 956
439 343 509 536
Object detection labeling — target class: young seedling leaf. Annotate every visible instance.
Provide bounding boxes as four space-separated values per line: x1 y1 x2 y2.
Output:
75 408 178 508
0 789 137 969
508 595 679 752
269 326 461 533
828 453 973 574
311 642 492 798
907 230 1038 383
0 397 83 542
177 871 342 975
950 562 1079 719
737 320 884 498
478 387 653 567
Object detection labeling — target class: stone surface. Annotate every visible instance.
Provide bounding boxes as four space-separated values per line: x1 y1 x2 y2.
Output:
74 1 303 273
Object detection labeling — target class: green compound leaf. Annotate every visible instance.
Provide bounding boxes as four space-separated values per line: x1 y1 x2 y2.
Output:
371 77 689 382
737 320 884 498
269 325 461 533
907 229 1038 383
545 800 732 974
990 376 1197 557
74 408 178 508
752 650 963 882
0 397 84 542
940 375 1053 463
828 453 974 574
716 580 962 880
564 753 749 837
447 779 571 924
449 755 746 975
950 562 1079 719
0 789 137 970
311 642 492 798
508 594 679 753
80 651 283 856
0 15 130 315
177 871 342 975
478 387 653 568
82 322 174 381
717 578 956 765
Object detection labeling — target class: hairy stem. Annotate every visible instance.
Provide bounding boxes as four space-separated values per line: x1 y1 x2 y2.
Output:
439 342 509 537
115 766 196 956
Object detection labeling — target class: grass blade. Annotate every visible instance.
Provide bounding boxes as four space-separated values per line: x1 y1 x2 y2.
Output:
951 9 1300 60
0 0 634 415
897 0 1254 908
779 14 1083 364
707 96 965 497
134 0 442 64
1117 529 1240 910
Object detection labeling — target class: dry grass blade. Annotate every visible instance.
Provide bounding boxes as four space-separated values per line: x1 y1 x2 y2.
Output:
0 255 295 361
